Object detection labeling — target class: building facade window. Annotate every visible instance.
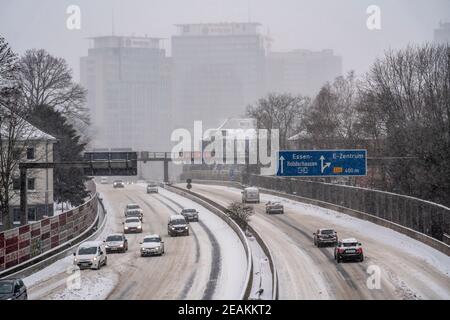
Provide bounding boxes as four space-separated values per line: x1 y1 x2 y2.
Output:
13 208 20 223
27 178 35 190
12 178 20 190
26 147 35 160
28 207 37 221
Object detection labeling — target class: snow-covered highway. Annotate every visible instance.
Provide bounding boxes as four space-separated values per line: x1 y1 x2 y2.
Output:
24 183 247 300
181 183 450 300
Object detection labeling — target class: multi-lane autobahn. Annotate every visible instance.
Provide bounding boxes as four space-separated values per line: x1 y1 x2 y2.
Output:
23 182 450 300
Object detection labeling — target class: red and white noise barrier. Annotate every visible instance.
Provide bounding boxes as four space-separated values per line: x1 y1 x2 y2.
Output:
0 196 98 271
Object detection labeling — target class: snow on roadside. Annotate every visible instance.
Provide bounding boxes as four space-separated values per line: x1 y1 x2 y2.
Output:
158 187 248 300
23 256 73 289
24 187 119 300
206 185 450 278
49 269 119 300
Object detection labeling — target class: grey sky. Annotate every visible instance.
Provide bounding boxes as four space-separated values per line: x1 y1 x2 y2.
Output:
1 0 449 81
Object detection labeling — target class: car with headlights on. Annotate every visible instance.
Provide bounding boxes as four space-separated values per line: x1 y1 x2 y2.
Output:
123 217 143 233
0 279 27 300
313 228 338 247
334 238 364 263
180 208 199 222
265 201 284 214
113 180 125 188
104 233 128 253
140 234 165 257
73 241 107 270
168 215 189 237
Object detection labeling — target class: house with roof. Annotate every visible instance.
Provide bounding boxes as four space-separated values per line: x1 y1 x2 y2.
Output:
0 107 56 231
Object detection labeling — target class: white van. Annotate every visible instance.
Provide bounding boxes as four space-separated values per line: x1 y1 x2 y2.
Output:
73 241 107 270
242 187 260 203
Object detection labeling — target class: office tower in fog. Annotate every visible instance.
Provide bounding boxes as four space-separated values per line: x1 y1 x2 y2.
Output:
171 23 266 131
80 36 171 151
266 49 342 97
434 22 450 44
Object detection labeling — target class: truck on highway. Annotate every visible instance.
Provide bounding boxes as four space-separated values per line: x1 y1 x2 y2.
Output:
242 187 260 203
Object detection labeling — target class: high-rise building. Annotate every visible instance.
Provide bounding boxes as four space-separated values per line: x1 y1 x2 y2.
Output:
434 22 450 44
171 23 266 132
266 49 342 97
80 36 171 151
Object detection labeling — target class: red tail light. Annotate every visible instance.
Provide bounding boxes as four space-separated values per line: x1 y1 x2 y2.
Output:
356 248 363 254
338 248 345 253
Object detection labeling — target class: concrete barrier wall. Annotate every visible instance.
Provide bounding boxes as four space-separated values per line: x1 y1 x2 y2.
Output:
180 171 450 256
0 184 98 272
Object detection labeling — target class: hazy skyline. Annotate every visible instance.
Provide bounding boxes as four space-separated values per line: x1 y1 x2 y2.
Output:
1 0 449 82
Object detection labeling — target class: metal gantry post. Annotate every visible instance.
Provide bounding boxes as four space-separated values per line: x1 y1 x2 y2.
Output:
19 166 28 226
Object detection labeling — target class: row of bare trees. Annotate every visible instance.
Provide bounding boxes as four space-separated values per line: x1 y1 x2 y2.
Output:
0 36 89 229
246 43 450 206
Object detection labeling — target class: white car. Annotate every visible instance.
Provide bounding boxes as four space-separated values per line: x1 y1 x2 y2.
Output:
100 177 108 184
73 241 107 270
140 234 165 257
123 217 143 233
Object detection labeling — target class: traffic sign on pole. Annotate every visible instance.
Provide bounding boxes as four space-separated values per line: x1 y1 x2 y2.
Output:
276 150 367 177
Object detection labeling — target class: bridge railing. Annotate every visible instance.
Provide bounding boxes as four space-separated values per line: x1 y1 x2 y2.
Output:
180 170 450 250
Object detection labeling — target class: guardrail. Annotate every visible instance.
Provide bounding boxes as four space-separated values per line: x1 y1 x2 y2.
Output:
180 171 450 257
167 185 278 300
0 184 103 278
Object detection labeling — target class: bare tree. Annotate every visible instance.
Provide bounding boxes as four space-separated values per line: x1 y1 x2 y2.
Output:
303 71 360 149
17 49 89 124
358 43 450 205
0 37 44 229
226 201 254 232
246 93 310 150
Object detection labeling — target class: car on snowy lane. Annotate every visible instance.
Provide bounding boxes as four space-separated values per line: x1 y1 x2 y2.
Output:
140 234 165 256
334 238 364 263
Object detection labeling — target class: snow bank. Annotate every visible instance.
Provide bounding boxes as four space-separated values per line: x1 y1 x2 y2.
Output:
24 188 119 300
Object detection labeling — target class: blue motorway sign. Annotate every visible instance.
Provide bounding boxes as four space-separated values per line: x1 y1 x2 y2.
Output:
276 150 367 177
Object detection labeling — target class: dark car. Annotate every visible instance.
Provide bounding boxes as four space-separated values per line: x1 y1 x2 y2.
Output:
104 233 128 253
113 180 125 188
180 208 199 222
265 201 284 214
0 279 27 300
168 215 189 237
125 209 143 222
313 228 338 247
334 238 364 263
